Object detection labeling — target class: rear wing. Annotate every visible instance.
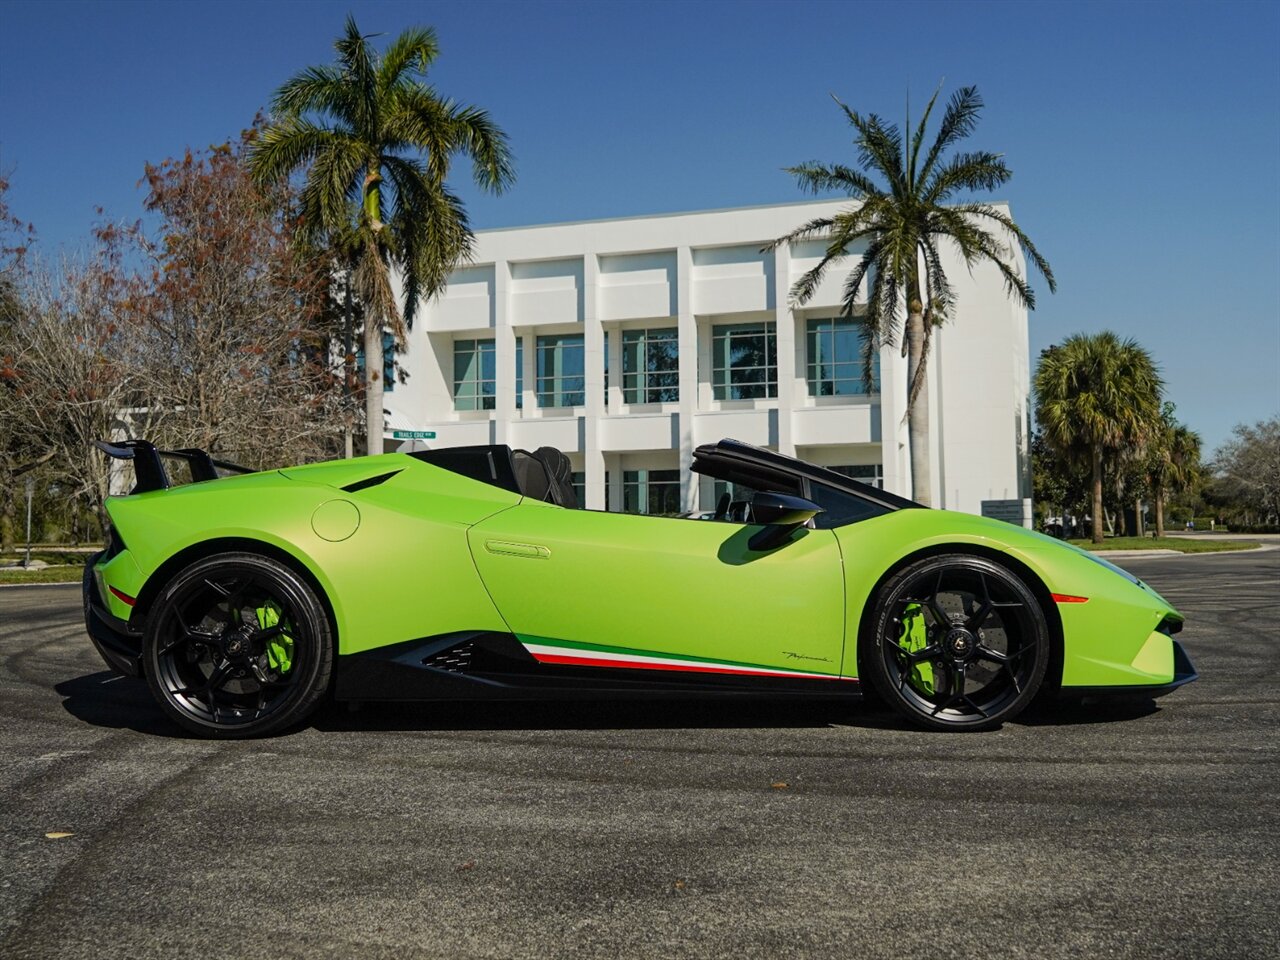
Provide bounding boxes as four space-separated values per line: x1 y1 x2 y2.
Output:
93 439 254 494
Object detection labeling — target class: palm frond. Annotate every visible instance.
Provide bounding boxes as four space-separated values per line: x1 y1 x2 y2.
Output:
376 25 438 94
785 161 883 200
907 82 944 188
272 65 353 121
760 216 834 253
248 117 349 187
334 15 378 136
296 136 366 242
951 203 1057 292
923 151 1011 203
835 235 885 315
383 155 472 316
918 235 953 324
916 85 983 187
832 96 906 197
447 103 516 192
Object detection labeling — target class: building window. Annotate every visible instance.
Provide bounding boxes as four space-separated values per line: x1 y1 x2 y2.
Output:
622 469 681 515
622 328 679 403
453 338 495 411
710 479 759 513
807 318 879 396
515 336 523 410
355 332 397 393
830 464 884 489
712 322 776 400
536 334 585 407
572 471 585 506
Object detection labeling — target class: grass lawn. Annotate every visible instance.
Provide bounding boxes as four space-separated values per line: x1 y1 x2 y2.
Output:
1068 537 1259 554
0 565 86 584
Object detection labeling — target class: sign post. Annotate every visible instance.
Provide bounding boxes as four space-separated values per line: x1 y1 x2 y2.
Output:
23 477 34 568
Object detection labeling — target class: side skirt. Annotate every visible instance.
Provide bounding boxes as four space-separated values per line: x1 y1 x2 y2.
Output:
335 631 861 703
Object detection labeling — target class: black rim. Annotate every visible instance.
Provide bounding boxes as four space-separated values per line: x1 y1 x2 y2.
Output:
883 565 1041 725
153 569 309 727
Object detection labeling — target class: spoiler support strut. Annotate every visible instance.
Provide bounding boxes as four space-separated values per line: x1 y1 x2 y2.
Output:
93 439 253 494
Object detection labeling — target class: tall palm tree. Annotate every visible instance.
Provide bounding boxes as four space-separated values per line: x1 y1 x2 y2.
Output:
771 86 1055 505
249 16 514 454
1148 406 1202 538
1034 332 1164 543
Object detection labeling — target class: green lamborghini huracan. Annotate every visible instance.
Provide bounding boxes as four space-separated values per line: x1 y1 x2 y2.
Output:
83 438 1195 738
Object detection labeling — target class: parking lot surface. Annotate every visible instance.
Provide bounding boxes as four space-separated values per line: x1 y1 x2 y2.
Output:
1 550 1277 959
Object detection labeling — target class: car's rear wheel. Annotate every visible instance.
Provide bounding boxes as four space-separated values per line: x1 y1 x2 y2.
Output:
865 554 1049 731
143 552 333 738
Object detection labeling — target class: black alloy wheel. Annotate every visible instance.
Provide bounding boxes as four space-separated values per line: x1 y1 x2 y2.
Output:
866 554 1050 731
143 553 333 738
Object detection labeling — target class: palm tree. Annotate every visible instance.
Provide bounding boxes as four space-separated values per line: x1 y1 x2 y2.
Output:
771 86 1054 505
1148 405 1202 538
249 16 514 454
1034 333 1164 543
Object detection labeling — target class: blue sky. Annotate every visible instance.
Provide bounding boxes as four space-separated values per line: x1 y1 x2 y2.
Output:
2 0 1277 453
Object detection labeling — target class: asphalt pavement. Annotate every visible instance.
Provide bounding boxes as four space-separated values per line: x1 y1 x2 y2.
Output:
1 550 1277 960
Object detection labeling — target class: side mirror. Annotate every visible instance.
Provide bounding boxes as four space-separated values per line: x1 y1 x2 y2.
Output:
747 492 824 551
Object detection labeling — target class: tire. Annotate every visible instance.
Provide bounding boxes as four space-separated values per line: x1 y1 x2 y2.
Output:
143 552 334 738
864 554 1050 731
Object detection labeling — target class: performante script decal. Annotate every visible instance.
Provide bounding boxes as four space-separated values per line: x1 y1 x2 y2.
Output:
782 651 832 663
520 636 855 681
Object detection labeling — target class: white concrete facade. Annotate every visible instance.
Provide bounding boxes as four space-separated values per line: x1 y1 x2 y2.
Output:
386 198 1032 516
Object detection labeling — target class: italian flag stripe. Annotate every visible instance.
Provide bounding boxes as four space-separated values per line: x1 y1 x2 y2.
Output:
519 637 855 682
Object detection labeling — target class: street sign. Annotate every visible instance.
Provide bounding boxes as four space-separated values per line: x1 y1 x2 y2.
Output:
981 498 1033 529
391 430 437 440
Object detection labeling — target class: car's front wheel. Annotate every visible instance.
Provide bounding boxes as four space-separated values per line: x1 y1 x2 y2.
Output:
864 554 1050 731
143 552 333 738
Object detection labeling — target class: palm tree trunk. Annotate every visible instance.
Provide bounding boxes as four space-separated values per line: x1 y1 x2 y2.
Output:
1155 485 1165 539
364 320 384 456
343 277 354 460
1 480 14 555
906 305 931 507
1090 444 1104 544
363 173 386 456
1134 496 1144 537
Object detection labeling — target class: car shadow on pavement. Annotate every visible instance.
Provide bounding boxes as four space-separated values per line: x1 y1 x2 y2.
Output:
1016 696 1161 727
308 697 908 733
53 669 1163 738
54 670 189 738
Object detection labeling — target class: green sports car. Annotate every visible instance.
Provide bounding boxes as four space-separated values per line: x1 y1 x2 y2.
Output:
83 438 1195 738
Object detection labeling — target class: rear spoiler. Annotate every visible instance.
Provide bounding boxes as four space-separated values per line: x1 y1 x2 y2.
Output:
93 439 254 494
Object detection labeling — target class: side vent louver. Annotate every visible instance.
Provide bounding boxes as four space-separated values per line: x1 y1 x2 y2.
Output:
341 470 403 493
423 642 474 673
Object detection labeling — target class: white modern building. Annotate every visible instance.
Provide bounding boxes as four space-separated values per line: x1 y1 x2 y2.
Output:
384 198 1032 517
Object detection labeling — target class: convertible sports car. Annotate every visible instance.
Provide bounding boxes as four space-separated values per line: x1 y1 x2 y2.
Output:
83 438 1196 738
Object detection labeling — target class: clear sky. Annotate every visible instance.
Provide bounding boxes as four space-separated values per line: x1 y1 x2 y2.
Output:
2 0 1277 454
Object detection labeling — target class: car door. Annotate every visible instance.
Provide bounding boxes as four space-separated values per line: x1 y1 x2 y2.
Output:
467 500 847 680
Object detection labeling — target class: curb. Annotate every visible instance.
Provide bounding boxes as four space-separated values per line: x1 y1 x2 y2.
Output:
1088 543 1271 559
0 581 81 588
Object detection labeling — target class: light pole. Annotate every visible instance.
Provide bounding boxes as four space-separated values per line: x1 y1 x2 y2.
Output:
23 477 35 568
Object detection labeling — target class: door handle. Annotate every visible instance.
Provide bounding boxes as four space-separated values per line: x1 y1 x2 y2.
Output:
484 540 551 559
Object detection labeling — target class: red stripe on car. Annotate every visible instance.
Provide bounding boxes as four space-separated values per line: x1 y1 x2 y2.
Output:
530 651 854 680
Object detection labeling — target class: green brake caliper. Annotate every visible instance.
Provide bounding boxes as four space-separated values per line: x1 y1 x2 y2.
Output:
898 603 935 695
256 601 294 674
